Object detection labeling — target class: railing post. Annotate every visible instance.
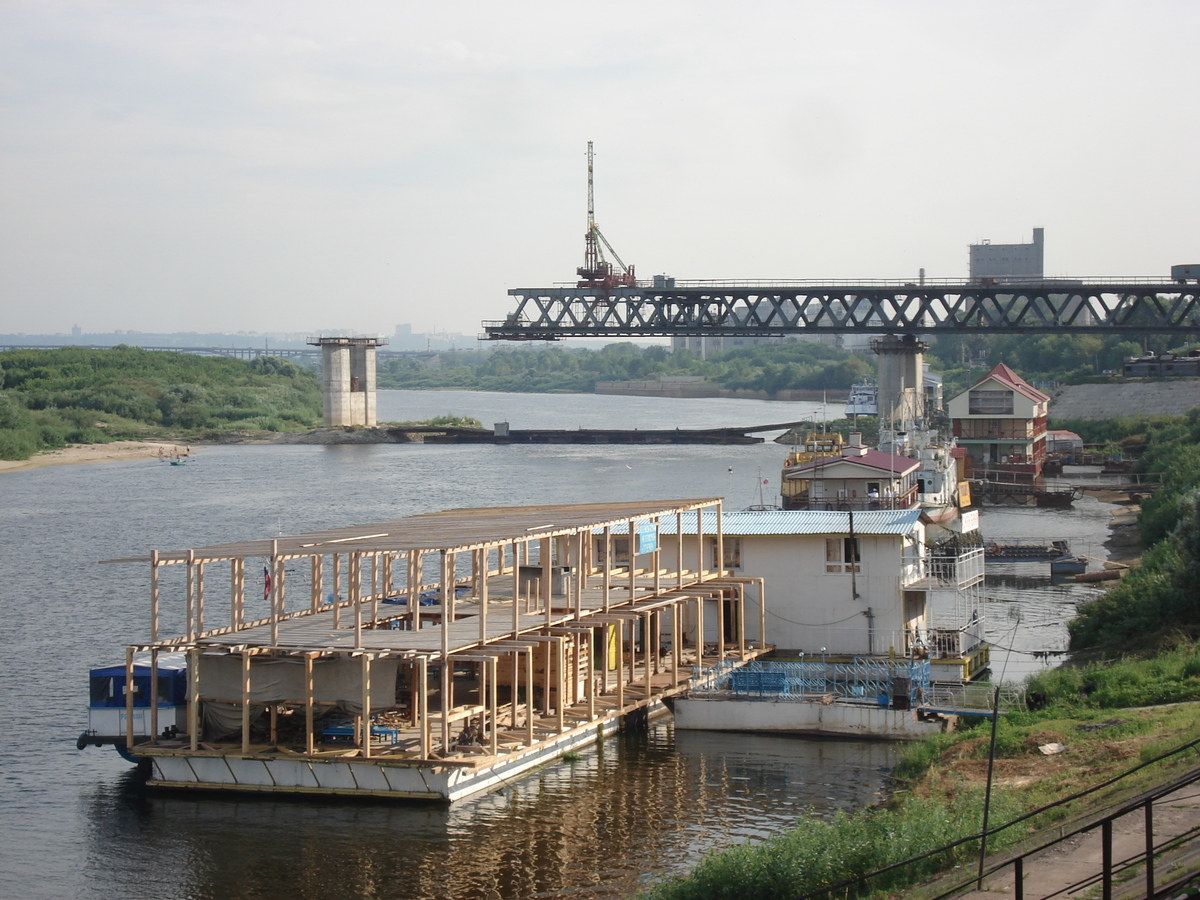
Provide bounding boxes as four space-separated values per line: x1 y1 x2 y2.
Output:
1102 818 1113 900
1014 856 1023 900
1145 799 1155 900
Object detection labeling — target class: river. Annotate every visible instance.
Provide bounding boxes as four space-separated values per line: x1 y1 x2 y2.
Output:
0 390 1109 899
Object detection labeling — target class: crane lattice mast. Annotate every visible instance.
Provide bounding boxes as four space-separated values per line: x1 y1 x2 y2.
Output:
576 141 635 291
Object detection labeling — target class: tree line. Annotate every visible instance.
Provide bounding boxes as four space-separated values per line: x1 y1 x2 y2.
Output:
0 347 322 460
378 333 1194 398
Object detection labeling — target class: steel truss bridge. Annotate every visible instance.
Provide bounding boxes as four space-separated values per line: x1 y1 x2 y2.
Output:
482 279 1200 340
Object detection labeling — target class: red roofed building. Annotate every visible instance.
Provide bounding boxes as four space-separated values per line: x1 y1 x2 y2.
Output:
948 363 1050 482
781 439 920 510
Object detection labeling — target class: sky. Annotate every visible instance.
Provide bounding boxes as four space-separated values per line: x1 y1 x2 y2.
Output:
2 1 1198 338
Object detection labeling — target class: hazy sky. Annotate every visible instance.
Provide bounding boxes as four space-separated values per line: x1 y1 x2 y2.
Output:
2 1 1197 338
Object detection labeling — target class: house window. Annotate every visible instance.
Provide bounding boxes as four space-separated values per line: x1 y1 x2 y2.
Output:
708 537 742 570
825 537 860 573
968 390 1014 415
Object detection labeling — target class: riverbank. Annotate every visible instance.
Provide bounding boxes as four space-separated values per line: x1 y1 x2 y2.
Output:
0 439 185 474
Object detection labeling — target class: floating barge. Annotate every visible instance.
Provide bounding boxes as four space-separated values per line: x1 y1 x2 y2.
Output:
388 422 804 445
83 499 769 802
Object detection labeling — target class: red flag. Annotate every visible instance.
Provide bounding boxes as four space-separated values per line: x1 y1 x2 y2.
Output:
263 565 272 600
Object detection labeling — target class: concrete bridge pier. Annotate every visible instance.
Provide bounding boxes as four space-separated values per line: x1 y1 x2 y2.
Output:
307 336 387 426
872 335 927 426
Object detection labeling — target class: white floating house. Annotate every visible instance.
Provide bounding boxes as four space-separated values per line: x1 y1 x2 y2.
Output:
624 508 987 682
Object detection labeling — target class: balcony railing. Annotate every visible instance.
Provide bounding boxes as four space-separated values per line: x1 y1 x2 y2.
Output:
903 548 986 589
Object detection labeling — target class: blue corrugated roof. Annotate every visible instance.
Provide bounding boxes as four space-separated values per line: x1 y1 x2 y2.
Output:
603 509 921 536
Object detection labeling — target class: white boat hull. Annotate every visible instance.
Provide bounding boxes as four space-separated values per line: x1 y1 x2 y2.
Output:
672 697 947 740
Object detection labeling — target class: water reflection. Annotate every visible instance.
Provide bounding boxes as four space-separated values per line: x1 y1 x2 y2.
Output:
81 722 899 900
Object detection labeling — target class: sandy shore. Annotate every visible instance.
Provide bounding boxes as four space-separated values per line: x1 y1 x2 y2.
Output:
0 440 192 474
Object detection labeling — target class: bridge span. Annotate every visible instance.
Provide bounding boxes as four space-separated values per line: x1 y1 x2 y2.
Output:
482 278 1200 340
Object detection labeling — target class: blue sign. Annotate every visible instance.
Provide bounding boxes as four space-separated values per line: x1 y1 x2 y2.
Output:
635 519 658 555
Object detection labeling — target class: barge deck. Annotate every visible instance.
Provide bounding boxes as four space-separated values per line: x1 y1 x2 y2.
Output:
92 498 769 802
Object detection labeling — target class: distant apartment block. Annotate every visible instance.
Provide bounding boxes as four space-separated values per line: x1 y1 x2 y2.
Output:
969 228 1044 282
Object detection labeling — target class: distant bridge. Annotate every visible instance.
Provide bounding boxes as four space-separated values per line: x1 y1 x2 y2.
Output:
0 344 440 361
482 278 1200 340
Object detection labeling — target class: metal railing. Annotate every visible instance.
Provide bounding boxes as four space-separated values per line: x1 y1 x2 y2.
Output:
688 658 932 708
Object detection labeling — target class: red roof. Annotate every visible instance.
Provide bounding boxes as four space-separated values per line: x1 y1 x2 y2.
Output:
785 448 919 477
973 363 1050 404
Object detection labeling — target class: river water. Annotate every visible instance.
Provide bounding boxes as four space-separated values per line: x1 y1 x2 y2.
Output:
0 390 1109 900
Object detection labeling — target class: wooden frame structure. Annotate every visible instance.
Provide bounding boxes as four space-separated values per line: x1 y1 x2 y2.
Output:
106 498 770 801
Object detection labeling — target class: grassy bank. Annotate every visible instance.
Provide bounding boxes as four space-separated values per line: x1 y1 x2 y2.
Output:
643 645 1200 900
0 347 322 459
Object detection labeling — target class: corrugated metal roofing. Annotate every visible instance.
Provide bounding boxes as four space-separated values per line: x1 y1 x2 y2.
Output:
606 509 922 536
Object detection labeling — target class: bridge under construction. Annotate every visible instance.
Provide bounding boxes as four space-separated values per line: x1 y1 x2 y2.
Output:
482 279 1200 341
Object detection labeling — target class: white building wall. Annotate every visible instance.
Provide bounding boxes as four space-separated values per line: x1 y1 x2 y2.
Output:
660 527 924 656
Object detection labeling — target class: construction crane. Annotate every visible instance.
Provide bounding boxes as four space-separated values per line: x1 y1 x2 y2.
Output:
576 141 637 291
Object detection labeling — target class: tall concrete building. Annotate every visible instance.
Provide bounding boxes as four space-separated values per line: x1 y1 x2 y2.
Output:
308 336 386 426
969 228 1044 282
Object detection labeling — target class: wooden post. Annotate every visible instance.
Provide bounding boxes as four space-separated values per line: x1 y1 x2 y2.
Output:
352 552 362 648
758 578 766 652
196 561 205 636
488 656 498 757
149 551 160 744
274 549 285 623
626 519 636 603
269 540 279 646
188 647 200 751
361 653 371 759
671 602 680 686
643 612 652 697
511 541 521 634
696 592 705 665
305 654 315 755
737 583 747 658
408 550 420 631
441 647 452 754
124 646 135 751
232 557 244 630
370 553 380 624
574 532 584 619
676 511 684 589
479 548 489 644
603 526 611 611
716 502 725 578
511 647 521 729
149 647 159 743
525 650 534 747
618 619 629 709
149 551 160 644
717 589 726 662
418 656 429 759
541 537 552 626
332 553 342 629
311 555 323 613
586 627 596 721
241 650 252 754
186 549 196 641
696 507 705 578
556 637 566 732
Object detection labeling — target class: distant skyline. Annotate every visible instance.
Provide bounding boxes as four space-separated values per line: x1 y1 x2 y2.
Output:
2 2 1197 338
